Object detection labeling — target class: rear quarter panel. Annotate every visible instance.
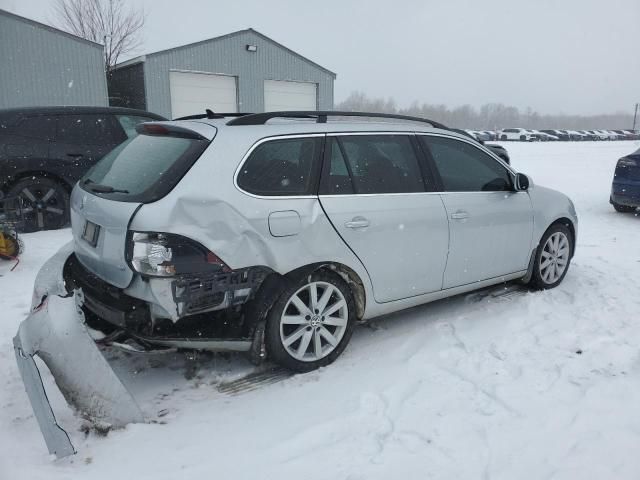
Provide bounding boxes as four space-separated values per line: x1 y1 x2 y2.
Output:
128 129 375 305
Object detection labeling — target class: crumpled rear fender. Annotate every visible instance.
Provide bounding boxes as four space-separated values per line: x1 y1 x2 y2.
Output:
13 242 144 458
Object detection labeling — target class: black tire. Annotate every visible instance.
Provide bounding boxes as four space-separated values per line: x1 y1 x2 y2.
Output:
612 201 636 213
265 270 356 372
500 134 507 140
520 135 526 141
529 223 573 290
7 177 69 232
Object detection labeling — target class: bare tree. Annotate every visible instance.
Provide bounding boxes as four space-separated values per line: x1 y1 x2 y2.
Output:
53 0 144 74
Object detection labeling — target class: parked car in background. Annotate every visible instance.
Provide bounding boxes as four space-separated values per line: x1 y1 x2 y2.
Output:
0 106 166 231
466 130 493 142
587 130 608 141
566 130 588 141
540 129 570 141
531 130 559 141
612 130 636 140
610 146 640 212
578 130 598 141
499 128 536 141
595 129 617 140
453 129 510 164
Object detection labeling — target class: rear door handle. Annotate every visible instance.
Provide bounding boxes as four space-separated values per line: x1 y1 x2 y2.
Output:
450 211 469 220
66 153 83 158
345 217 370 229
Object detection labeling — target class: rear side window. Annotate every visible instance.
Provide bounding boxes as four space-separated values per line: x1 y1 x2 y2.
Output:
421 136 513 192
56 114 121 145
237 137 322 196
12 115 56 141
333 135 425 194
81 132 209 202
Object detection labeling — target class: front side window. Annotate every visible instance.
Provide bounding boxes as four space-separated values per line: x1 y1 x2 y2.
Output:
421 136 513 192
334 135 426 194
237 137 322 196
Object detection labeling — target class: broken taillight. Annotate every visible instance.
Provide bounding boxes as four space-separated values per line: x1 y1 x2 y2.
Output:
128 232 230 277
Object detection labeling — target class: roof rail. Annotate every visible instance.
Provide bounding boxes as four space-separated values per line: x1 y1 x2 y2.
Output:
226 111 448 129
174 110 253 121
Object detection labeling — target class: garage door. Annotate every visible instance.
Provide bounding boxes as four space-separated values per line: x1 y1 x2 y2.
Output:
169 71 237 118
264 80 317 111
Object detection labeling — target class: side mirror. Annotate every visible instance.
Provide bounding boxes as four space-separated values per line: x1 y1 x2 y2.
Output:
515 173 530 191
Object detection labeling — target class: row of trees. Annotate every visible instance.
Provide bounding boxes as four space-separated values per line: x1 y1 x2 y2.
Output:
336 92 635 130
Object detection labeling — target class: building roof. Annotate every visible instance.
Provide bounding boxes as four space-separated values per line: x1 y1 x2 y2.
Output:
114 28 336 78
0 8 104 48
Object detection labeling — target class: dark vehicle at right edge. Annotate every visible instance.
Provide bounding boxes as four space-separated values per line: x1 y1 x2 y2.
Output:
611 146 640 213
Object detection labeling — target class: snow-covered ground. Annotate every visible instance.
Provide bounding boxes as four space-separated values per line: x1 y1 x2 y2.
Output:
1 140 639 479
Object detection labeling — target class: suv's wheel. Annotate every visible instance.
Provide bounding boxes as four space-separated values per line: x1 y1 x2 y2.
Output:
500 134 507 140
529 224 573 290
520 135 526 141
265 270 356 372
611 200 636 213
7 177 69 232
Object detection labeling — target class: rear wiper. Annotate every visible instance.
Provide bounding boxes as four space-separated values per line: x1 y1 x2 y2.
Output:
86 182 129 194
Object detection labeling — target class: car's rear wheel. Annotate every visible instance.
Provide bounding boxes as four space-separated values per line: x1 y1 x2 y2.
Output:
529 224 573 290
265 270 356 372
611 200 636 213
500 134 507 140
7 177 69 232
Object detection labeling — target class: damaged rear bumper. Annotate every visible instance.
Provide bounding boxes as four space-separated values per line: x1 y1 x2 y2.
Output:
13 243 144 458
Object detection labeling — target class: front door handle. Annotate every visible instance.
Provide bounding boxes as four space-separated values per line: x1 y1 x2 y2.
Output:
66 153 83 158
345 217 370 229
450 211 469 220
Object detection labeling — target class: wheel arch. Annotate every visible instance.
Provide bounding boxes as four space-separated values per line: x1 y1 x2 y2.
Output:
548 217 576 258
284 262 366 320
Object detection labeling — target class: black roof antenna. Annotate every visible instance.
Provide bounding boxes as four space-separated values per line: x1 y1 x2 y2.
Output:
205 109 216 119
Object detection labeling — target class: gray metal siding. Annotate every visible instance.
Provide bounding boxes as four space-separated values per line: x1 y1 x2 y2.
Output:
108 63 146 110
0 11 108 108
143 31 334 118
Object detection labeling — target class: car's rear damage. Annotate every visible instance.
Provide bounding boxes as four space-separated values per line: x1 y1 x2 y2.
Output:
13 241 277 458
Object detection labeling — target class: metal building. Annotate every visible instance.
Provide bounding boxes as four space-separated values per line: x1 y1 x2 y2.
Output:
0 9 108 109
109 29 335 118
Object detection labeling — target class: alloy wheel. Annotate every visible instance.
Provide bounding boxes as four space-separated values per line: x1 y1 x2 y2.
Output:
539 232 570 284
17 183 66 231
279 281 349 362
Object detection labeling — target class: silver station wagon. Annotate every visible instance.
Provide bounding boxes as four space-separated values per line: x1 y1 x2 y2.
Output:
14 111 577 457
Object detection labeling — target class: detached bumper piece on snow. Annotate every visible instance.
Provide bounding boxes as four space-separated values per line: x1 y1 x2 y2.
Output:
14 243 272 458
13 244 144 458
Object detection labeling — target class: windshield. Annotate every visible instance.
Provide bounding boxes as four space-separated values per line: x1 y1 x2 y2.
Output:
81 132 209 202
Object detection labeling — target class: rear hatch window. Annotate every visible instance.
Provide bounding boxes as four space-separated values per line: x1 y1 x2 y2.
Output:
80 124 211 203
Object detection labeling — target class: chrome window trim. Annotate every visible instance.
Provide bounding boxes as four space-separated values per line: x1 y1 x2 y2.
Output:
233 133 326 200
233 130 519 199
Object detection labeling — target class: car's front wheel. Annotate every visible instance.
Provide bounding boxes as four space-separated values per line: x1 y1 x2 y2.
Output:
265 270 356 372
7 177 69 232
529 224 573 289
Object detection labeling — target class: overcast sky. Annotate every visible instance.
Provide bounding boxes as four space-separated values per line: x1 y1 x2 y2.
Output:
2 0 639 115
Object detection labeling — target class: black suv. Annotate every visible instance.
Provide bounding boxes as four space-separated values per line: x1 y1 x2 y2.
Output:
0 106 165 231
